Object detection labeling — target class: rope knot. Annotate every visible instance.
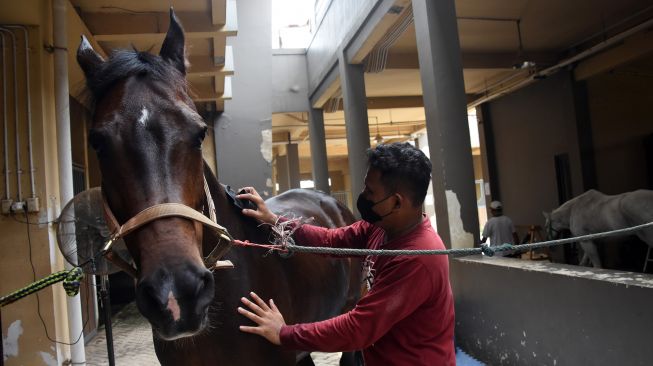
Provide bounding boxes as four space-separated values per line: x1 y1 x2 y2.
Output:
481 243 515 257
480 244 496 256
63 267 84 297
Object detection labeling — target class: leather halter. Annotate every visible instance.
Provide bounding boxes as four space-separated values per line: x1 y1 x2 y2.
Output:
101 176 234 277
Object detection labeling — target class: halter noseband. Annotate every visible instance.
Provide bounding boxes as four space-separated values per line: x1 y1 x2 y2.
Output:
101 176 234 277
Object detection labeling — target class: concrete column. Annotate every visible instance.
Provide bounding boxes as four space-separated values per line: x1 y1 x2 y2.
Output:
286 143 301 189
53 0 86 363
412 0 480 248
308 108 330 194
276 154 290 193
338 52 370 216
215 0 272 198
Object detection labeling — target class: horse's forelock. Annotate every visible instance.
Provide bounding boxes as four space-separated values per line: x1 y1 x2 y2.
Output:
86 49 187 104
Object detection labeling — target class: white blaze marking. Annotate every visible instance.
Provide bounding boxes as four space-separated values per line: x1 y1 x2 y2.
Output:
166 291 181 321
138 107 149 126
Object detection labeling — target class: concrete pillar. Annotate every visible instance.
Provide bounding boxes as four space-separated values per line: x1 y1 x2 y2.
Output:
215 0 272 198
53 0 86 363
308 108 330 194
277 154 290 193
338 52 370 216
286 143 301 189
412 0 480 248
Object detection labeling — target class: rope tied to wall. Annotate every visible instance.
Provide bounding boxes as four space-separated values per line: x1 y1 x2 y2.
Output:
0 267 83 307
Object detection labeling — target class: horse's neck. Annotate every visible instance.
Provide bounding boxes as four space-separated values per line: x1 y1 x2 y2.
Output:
552 199 574 228
202 162 265 245
553 190 607 228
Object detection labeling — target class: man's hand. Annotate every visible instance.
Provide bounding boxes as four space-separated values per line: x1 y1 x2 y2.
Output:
238 292 285 345
236 187 278 225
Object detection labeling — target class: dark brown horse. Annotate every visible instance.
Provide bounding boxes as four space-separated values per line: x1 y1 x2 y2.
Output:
77 9 360 365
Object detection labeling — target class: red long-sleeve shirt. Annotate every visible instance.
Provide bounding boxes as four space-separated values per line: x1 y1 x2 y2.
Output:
279 215 455 366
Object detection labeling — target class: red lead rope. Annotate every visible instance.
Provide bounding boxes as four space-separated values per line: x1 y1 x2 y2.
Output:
232 239 289 253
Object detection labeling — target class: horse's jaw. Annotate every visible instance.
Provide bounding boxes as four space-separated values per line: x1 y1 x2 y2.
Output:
135 260 215 342
154 328 206 341
150 311 210 341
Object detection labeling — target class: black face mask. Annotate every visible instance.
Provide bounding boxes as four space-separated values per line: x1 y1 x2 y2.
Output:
356 193 394 223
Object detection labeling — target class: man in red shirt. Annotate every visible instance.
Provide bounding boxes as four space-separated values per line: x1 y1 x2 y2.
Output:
235 142 455 366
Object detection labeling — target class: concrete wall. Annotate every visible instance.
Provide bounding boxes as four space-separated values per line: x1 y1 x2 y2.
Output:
485 71 584 227
306 0 379 91
272 50 309 113
587 68 653 194
215 0 273 197
451 256 653 366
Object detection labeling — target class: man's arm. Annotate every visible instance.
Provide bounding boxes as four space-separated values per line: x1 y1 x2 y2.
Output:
236 187 278 224
481 220 490 244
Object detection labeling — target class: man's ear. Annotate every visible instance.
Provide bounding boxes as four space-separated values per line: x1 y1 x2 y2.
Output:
394 193 403 209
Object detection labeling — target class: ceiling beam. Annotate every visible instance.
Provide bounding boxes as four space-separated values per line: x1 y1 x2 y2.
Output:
191 82 226 102
187 51 234 77
386 51 558 69
328 95 478 110
346 0 413 64
212 0 227 26
310 64 340 108
82 11 226 35
575 30 653 81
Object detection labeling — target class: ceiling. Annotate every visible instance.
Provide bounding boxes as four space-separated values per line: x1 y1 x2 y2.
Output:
273 0 653 167
70 0 235 112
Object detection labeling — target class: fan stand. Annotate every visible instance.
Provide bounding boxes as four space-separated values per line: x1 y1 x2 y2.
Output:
1 310 4 366
93 260 115 366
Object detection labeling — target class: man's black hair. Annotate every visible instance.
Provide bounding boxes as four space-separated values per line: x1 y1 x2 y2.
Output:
366 142 432 206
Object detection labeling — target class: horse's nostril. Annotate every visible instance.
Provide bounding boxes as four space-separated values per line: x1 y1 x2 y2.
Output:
138 282 166 314
198 270 214 295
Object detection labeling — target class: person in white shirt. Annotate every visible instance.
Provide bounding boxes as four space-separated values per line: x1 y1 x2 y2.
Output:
481 201 520 257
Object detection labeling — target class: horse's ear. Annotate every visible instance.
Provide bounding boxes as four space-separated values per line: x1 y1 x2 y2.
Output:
542 211 550 220
77 35 104 80
160 8 186 75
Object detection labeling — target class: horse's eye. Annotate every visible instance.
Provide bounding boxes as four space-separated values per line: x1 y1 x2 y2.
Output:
88 130 107 153
195 126 208 148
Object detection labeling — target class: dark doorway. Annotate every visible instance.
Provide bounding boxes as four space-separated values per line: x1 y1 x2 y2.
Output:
554 154 573 205
644 133 653 190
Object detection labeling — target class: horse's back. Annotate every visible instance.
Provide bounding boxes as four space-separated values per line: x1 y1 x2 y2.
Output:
567 190 621 232
620 189 653 221
266 189 356 228
619 190 653 243
568 189 653 242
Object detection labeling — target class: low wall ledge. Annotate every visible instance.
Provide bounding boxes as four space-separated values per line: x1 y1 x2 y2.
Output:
454 255 653 289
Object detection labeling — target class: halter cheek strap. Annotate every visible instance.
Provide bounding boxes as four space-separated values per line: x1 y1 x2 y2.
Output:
101 175 234 277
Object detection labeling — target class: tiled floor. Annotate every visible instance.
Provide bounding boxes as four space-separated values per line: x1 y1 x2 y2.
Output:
85 302 339 365
86 302 484 365
85 302 158 366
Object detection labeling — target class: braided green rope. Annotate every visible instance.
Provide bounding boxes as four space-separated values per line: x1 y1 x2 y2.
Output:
283 221 653 257
0 267 84 308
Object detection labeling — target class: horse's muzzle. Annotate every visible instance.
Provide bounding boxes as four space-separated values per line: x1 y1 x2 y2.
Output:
136 264 214 340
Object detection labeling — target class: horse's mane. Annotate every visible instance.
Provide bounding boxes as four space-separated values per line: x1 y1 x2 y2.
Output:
83 49 188 104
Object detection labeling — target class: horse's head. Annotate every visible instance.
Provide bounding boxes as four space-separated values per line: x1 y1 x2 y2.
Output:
543 211 567 240
77 10 214 340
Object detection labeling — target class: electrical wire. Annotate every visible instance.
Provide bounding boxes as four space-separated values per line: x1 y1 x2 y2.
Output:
23 211 92 347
